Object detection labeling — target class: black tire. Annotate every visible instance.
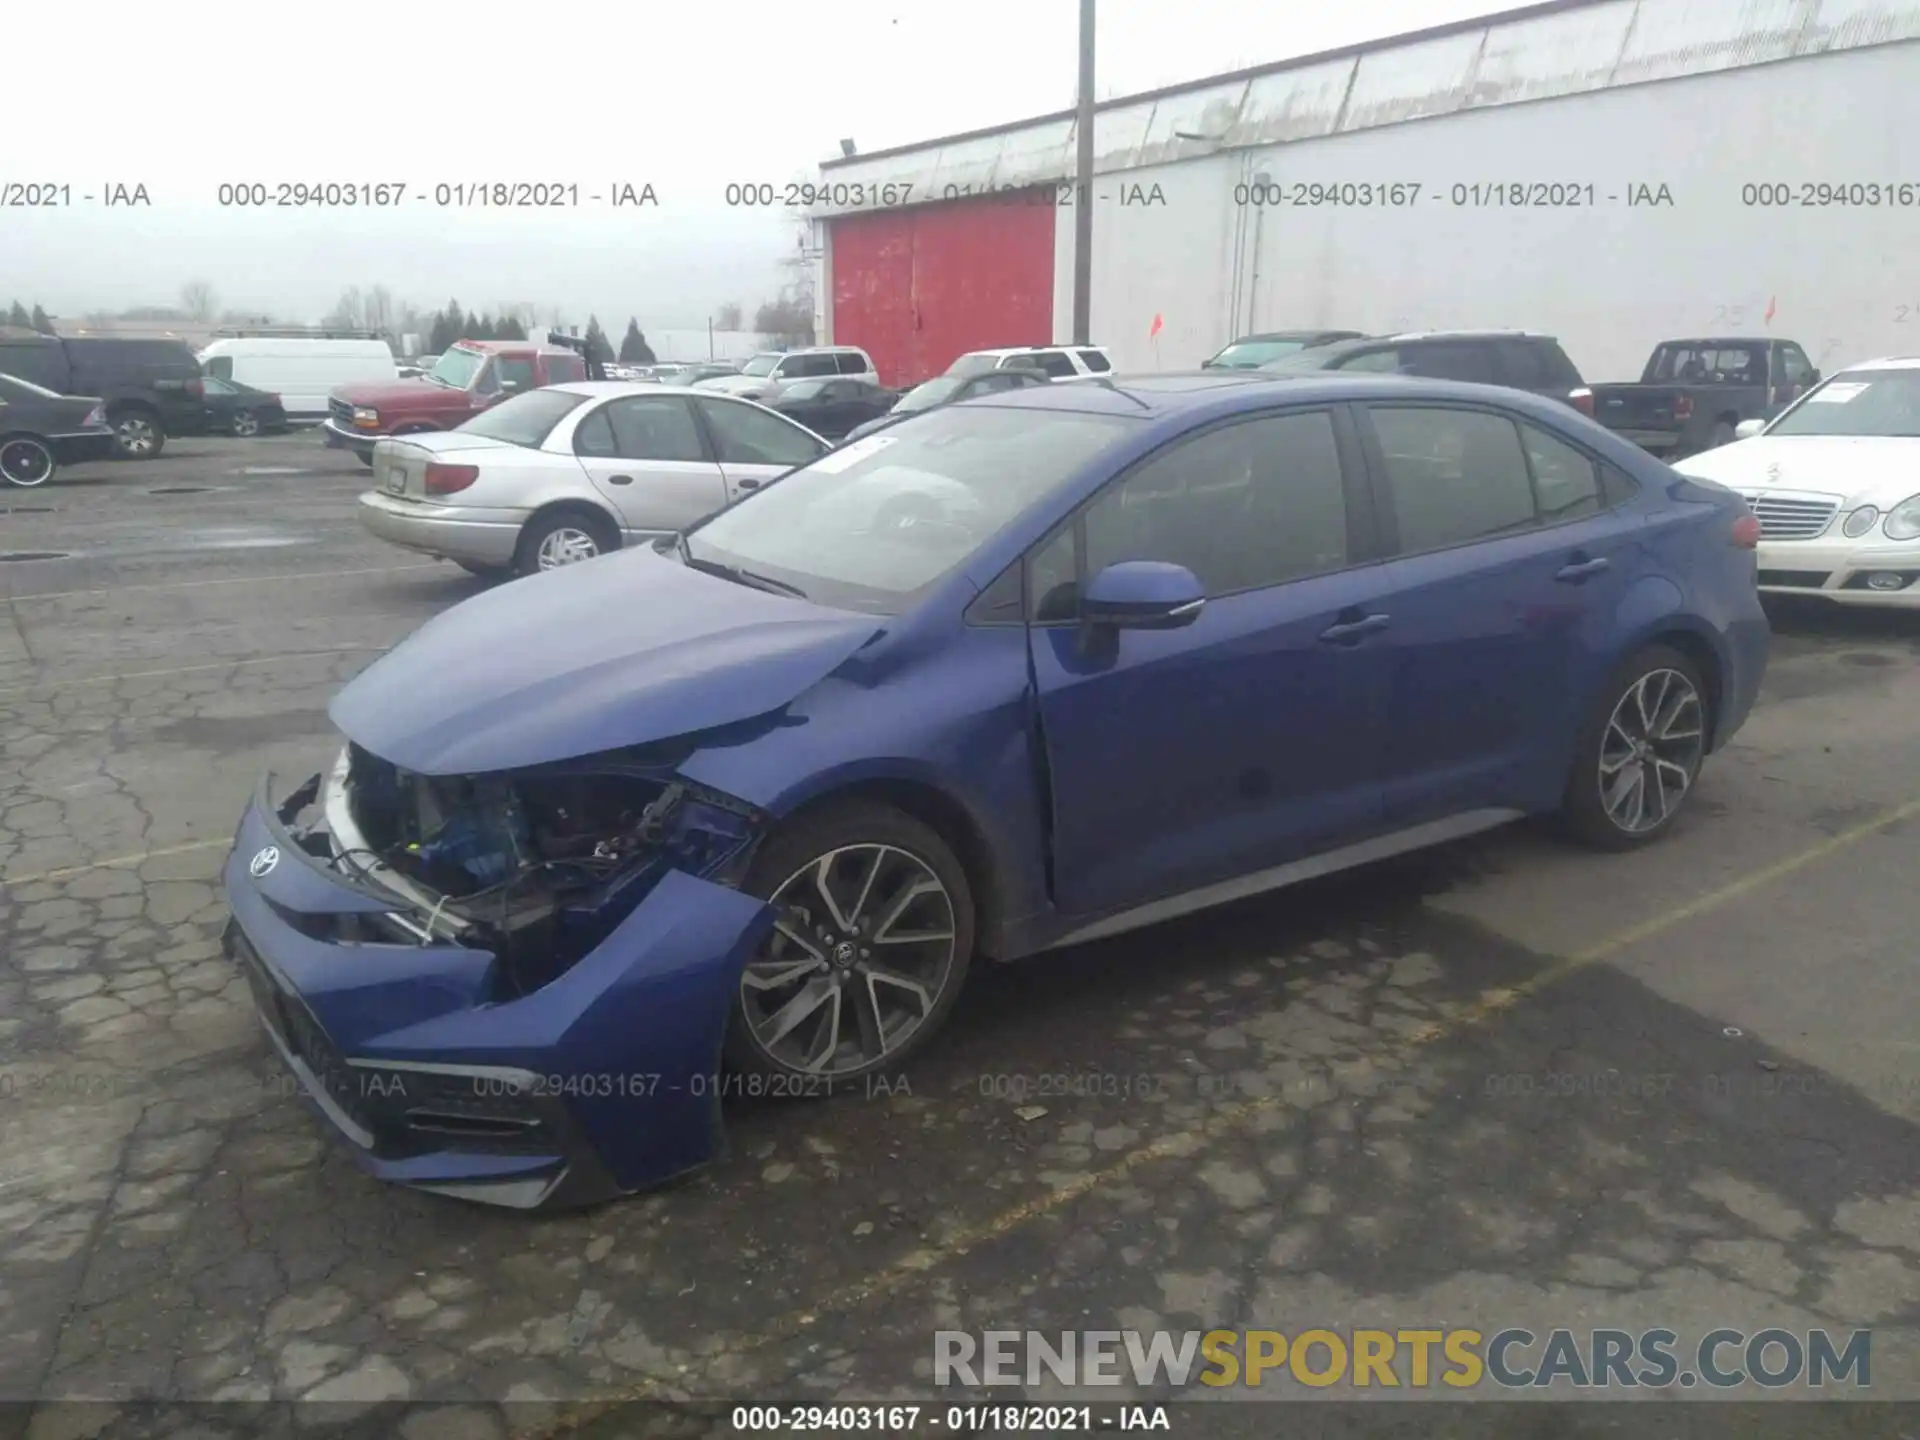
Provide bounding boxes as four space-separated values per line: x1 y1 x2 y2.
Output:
1560 644 1711 851
513 507 619 578
0 435 57 488
722 799 976 1086
231 409 261 438
109 407 165 460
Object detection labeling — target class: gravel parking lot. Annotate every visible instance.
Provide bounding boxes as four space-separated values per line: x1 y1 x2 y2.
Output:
3 433 1920 1435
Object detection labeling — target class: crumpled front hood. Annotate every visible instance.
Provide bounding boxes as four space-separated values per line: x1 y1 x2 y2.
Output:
330 549 883 775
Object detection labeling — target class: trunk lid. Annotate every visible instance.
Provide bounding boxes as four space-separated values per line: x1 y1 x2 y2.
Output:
372 432 517 499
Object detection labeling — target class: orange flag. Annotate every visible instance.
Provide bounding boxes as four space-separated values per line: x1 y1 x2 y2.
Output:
1149 314 1163 339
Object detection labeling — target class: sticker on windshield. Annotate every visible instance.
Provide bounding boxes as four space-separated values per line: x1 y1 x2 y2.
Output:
808 434 899 473
1808 382 1869 403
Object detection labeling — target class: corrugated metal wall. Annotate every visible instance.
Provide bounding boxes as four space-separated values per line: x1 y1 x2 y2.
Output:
829 199 1055 386
812 0 1920 380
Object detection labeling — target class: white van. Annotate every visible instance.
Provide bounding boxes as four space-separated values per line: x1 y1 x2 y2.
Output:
195 339 398 421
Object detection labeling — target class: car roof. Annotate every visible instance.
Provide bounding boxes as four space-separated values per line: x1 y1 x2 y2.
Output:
1655 337 1774 347
1231 330 1362 341
1840 355 1920 371
963 344 1110 358
965 370 1586 425
548 379 767 399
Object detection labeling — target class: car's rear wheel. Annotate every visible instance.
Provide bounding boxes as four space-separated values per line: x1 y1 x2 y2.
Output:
515 507 618 577
110 407 164 459
1561 644 1709 850
0 436 56 488
724 800 976 1085
231 409 261 438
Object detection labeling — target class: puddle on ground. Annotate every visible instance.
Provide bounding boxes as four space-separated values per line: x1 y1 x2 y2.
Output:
0 505 55 514
0 551 70 562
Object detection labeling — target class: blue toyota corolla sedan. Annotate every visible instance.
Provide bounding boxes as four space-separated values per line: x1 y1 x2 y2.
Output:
222 371 1769 1209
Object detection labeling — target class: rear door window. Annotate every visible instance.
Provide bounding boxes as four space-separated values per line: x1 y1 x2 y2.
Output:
1022 351 1078 379
1397 343 1499 384
834 352 870 375
587 395 706 461
1365 406 1539 553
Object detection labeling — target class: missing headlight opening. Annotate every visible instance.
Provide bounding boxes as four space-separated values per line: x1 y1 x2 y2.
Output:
295 745 764 998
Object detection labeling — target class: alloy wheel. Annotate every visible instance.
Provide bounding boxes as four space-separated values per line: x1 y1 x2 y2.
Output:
0 438 54 487
738 844 959 1077
232 409 260 438
116 415 157 457
535 526 601 569
1597 668 1705 834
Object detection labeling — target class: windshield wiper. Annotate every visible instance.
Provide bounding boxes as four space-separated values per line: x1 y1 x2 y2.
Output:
675 535 809 599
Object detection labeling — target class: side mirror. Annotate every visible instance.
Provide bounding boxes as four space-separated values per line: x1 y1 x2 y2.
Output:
1080 561 1206 630
1735 419 1766 440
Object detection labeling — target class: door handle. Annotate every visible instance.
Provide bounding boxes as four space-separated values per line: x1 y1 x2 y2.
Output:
736 477 762 491
607 474 633 486
1318 613 1390 644
1555 556 1610 583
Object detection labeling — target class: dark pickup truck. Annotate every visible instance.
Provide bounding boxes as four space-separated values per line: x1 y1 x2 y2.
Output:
1591 337 1821 459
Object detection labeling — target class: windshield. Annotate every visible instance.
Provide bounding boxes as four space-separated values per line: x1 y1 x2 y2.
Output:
945 354 1000 378
454 388 588 446
430 348 485 388
685 405 1138 613
1767 370 1920 438
1209 338 1313 368
740 354 780 377
896 376 965 411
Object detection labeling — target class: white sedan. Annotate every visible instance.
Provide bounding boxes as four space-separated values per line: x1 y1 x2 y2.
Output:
1671 357 1920 608
356 382 830 579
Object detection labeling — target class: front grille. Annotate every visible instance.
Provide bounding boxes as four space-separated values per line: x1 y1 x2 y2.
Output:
231 932 380 1137
1757 569 1830 589
1743 494 1838 540
329 397 355 425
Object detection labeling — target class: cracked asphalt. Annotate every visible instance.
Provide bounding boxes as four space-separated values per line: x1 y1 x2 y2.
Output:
3 434 1920 1438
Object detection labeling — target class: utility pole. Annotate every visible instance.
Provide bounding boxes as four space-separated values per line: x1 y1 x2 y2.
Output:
1072 0 1096 345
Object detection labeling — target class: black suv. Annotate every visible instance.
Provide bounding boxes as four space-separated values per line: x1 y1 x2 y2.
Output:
0 335 208 458
1261 331 1595 418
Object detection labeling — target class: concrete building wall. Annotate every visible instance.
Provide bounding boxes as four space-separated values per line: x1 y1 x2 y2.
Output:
812 0 1920 382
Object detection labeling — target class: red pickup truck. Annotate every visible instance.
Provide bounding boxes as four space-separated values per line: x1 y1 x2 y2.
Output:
322 339 590 465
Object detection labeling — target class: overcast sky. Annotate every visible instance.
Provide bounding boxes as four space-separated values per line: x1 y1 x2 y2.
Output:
8 0 1514 329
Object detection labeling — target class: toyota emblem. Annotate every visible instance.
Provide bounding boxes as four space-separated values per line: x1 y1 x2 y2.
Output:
249 846 280 878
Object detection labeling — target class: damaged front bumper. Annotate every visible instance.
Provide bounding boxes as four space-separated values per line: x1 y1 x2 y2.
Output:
221 769 777 1210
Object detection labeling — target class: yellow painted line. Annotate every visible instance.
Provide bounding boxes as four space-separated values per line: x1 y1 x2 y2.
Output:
8 562 440 604
519 793 1920 1436
0 837 227 889
0 648 386 697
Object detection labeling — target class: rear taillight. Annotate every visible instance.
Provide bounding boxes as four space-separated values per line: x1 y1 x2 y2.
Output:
1569 387 1594 417
1732 513 1761 549
1673 394 1694 421
184 378 204 398
423 463 479 495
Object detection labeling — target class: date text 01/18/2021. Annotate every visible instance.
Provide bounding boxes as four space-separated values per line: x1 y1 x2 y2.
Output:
729 1404 1173 1432
332 1069 906 1104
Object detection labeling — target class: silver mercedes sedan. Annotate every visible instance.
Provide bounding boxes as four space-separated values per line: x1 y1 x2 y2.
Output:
356 381 830 578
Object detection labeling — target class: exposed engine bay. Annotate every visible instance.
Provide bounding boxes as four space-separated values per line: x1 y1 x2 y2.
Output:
303 743 763 997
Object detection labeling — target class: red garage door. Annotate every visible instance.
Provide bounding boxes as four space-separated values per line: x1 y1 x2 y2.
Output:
830 197 1055 389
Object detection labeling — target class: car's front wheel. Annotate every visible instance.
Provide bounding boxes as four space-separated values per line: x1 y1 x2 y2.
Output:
1561 644 1710 850
724 800 976 1085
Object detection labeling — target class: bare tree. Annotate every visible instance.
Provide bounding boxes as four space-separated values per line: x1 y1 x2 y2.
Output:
715 301 744 331
180 280 218 322
365 285 394 334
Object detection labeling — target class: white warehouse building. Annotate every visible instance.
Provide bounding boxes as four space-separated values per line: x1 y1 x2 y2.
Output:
806 0 1920 389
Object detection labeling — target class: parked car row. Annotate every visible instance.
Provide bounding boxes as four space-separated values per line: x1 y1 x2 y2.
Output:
231 361 1779 1209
